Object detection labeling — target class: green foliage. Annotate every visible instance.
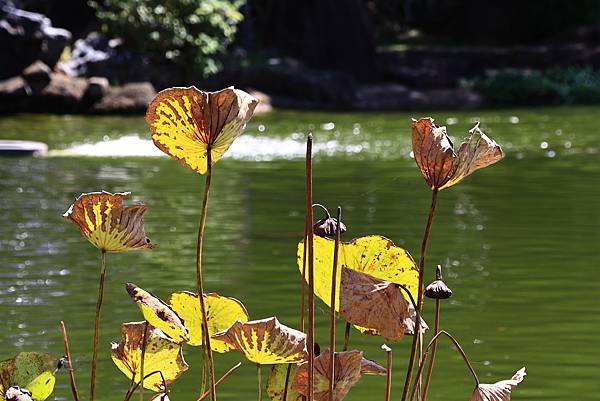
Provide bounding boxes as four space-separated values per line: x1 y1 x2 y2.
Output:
467 67 600 106
89 0 245 77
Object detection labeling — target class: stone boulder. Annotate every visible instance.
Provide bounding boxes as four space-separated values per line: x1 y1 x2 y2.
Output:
91 82 156 114
0 1 71 79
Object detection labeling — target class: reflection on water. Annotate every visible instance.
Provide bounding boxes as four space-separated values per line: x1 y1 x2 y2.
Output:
0 108 599 400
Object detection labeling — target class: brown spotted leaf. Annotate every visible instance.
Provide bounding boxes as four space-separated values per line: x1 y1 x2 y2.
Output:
126 283 189 344
340 268 415 341
63 191 153 252
211 317 307 364
360 358 387 375
0 353 56 401
412 118 503 190
470 367 526 401
266 364 302 401
293 350 363 401
111 322 188 391
146 86 259 175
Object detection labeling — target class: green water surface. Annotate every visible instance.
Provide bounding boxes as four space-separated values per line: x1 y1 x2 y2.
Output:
0 107 599 401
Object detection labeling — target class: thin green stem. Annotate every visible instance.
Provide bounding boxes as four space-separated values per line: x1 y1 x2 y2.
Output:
305 134 315 401
196 148 216 401
196 362 242 401
409 331 479 401
90 250 107 401
328 206 342 401
257 364 262 401
401 189 438 401
60 321 80 401
342 322 350 351
421 299 441 401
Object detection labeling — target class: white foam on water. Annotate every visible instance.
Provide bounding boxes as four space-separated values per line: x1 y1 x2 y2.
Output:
49 134 367 160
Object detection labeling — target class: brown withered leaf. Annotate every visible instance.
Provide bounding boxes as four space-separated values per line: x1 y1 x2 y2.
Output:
470 367 526 401
63 191 153 252
126 283 189 344
360 358 387 375
293 350 363 401
146 86 259 175
111 322 188 391
266 364 302 401
212 317 307 364
340 268 416 341
411 118 503 190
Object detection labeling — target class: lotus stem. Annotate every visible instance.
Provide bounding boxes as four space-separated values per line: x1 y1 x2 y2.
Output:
201 332 207 394
300 218 308 332
257 364 262 401
421 299 441 401
383 345 392 401
342 322 350 351
401 188 439 401
283 364 292 401
196 147 217 401
328 206 342 401
90 249 107 401
409 331 479 401
305 134 315 401
124 371 167 401
196 362 242 401
139 321 149 401
60 321 80 401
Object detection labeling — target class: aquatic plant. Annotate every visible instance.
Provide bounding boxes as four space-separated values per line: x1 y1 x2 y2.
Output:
2 85 528 401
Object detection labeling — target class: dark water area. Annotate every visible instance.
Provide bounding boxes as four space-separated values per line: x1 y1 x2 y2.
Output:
1 107 599 400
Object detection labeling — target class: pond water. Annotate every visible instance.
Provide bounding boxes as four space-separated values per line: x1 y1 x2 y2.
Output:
0 107 599 401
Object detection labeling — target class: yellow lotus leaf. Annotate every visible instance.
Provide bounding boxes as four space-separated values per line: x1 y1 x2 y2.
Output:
111 322 188 391
146 86 259 174
0 352 56 401
212 317 307 365
297 235 419 310
412 118 503 191
63 191 154 252
470 367 526 401
266 364 302 401
167 291 249 351
126 283 189 344
293 350 364 401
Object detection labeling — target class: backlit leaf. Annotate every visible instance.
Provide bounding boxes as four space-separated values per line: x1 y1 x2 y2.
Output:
212 317 307 364
0 352 56 401
266 364 302 401
63 191 154 252
470 367 526 401
293 350 363 401
412 118 503 190
126 283 189 344
167 291 249 351
146 86 259 174
340 268 419 341
111 322 188 391
297 235 419 310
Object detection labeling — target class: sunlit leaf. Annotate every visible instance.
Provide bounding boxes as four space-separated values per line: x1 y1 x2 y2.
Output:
167 291 249 351
0 352 56 401
266 364 302 401
2 386 33 401
146 86 259 174
126 283 189 344
412 118 503 190
470 367 526 401
297 235 419 310
293 350 364 401
340 268 422 341
212 317 307 364
111 322 189 391
63 191 154 252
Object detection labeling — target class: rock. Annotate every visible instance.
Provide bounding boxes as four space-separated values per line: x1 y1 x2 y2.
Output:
22 61 51 92
353 84 413 109
83 76 110 105
0 2 71 79
38 73 88 112
0 76 31 113
247 89 272 114
92 82 156 114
